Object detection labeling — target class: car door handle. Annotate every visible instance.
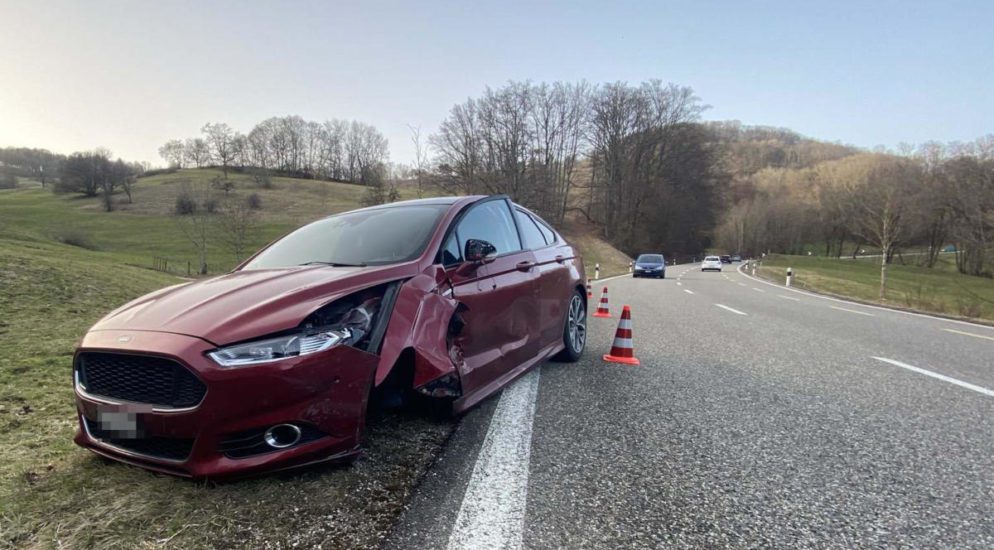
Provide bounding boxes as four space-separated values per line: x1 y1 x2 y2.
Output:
516 261 536 272
554 255 566 264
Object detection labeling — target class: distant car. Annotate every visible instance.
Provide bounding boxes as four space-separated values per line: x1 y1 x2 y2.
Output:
720 255 732 264
731 255 742 262
633 253 666 278
702 256 723 272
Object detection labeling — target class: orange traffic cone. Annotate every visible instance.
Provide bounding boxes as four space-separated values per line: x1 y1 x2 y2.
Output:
586 278 592 298
603 305 640 365
593 287 612 318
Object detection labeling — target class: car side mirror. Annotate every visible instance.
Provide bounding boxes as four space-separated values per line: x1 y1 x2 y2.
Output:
464 239 497 264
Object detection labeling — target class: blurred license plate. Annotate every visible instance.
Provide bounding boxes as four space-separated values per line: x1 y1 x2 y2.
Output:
95 410 140 438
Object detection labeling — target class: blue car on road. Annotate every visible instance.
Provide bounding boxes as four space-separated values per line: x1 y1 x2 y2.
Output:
633 253 666 279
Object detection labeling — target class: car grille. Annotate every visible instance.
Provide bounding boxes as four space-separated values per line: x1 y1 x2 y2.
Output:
83 416 194 461
218 424 326 459
76 352 206 408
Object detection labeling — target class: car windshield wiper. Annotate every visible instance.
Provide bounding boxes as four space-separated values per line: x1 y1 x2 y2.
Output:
298 261 368 267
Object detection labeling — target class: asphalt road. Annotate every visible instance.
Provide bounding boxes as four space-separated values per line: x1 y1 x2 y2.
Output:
384 264 994 549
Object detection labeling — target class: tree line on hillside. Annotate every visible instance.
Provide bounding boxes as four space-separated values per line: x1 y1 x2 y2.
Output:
56 150 146 211
429 80 724 256
0 147 66 188
159 116 389 184
716 136 994 296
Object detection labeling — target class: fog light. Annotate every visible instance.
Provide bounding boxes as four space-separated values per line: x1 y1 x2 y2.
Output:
264 424 302 449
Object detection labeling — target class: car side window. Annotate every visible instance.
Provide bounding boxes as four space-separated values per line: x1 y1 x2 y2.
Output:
441 233 462 266
456 200 522 255
533 215 556 244
515 208 547 249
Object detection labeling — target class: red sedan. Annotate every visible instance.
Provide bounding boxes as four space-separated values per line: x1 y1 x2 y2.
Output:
73 195 587 478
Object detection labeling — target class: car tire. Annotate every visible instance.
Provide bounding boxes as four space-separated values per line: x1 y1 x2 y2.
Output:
552 290 586 362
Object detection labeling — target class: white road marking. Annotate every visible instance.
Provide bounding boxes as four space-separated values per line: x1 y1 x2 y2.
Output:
684 289 694 295
715 304 748 316
751 287 766 293
830 306 874 317
737 283 747 287
943 328 994 342
872 357 994 398
676 281 682 286
778 295 801 301
592 272 631 285
447 369 540 550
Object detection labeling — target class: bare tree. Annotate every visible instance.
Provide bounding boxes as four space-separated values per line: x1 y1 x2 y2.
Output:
409 124 429 198
359 164 399 206
184 138 211 168
158 140 185 168
112 159 135 204
835 155 922 298
218 195 259 262
431 81 590 223
587 81 711 252
202 122 238 177
942 156 994 276
174 182 215 274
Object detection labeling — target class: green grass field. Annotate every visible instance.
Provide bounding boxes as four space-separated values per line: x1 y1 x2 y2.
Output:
755 254 994 322
0 169 401 276
0 169 630 277
0 170 630 548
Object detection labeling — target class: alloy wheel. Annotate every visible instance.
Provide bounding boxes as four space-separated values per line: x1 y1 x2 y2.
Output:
567 294 586 353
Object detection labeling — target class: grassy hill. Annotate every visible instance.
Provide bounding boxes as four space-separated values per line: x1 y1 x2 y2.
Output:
0 170 630 547
0 169 631 277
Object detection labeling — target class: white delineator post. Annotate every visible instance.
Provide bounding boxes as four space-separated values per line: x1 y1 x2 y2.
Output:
786 267 793 287
628 261 632 273
595 263 600 280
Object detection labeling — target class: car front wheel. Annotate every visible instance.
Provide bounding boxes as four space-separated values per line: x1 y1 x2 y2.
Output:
553 290 586 362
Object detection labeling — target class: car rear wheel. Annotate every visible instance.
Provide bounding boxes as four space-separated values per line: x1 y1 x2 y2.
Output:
553 290 586 362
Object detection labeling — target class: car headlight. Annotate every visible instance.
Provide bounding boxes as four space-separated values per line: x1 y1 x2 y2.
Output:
207 329 351 367
207 282 396 367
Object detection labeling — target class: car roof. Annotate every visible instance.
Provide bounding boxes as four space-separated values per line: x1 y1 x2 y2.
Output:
317 195 486 220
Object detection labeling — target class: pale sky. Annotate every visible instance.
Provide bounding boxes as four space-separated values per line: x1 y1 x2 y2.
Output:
1 0 991 166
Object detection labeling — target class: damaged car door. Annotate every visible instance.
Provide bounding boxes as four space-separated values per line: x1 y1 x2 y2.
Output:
442 197 542 398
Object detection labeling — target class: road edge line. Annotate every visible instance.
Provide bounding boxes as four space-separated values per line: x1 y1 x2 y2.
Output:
446 368 540 550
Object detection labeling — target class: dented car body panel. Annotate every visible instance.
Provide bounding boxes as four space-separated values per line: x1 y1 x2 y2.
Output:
73 195 585 477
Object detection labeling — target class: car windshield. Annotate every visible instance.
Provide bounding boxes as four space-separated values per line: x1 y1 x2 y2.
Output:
637 254 663 264
242 204 447 269
706 256 720 261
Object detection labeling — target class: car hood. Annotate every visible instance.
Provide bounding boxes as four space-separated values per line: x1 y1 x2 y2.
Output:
89 264 413 345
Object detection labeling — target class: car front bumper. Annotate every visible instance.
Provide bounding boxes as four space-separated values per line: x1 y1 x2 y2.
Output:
73 330 377 478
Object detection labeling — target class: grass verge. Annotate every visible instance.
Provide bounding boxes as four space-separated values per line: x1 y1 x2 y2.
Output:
754 254 994 322
0 238 455 549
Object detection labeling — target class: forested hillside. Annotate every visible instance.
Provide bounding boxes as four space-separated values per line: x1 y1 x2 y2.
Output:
714 133 994 281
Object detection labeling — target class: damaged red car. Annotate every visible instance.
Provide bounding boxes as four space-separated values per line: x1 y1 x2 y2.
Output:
73 195 587 478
